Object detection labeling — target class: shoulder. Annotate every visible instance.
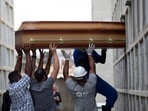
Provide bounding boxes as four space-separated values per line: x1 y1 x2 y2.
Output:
66 77 77 89
88 74 97 82
47 77 54 82
65 77 73 83
89 74 96 77
19 74 30 83
44 77 54 86
22 74 30 79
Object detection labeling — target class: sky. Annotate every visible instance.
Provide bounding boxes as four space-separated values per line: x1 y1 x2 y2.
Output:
14 0 91 31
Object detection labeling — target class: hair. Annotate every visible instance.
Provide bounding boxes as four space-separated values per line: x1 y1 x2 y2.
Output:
34 68 47 82
8 71 19 83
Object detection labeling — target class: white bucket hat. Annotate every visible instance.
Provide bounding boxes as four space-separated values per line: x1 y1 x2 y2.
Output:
74 66 87 78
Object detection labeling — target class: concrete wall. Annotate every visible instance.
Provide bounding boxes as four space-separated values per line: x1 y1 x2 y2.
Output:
91 0 112 21
0 0 14 109
112 0 148 111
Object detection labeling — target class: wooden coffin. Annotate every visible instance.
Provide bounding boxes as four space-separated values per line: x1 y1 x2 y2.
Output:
15 21 125 49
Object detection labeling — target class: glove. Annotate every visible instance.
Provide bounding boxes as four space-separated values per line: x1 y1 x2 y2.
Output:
61 50 71 60
86 43 95 55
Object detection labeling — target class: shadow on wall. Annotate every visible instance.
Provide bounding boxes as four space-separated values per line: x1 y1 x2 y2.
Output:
55 78 74 111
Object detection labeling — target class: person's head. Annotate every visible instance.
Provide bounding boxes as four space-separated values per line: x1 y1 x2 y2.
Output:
53 83 58 92
8 71 22 83
34 68 47 83
73 66 87 86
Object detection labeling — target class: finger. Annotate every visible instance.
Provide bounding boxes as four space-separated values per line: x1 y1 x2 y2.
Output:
53 43 57 48
92 43 95 48
89 43 91 47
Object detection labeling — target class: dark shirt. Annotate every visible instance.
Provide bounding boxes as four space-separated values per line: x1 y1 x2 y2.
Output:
2 90 11 111
54 92 61 106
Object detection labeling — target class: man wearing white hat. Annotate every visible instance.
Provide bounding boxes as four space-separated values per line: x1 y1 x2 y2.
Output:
61 43 98 111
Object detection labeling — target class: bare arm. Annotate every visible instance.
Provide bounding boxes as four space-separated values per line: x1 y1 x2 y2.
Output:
61 50 71 81
50 43 59 80
86 43 96 74
38 49 44 69
45 48 52 76
14 49 23 73
88 54 95 74
23 44 32 77
63 60 69 81
31 49 36 78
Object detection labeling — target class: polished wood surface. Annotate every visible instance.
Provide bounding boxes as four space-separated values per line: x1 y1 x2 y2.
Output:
15 21 125 49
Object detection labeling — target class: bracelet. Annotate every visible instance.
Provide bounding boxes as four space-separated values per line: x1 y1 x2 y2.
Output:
32 55 36 58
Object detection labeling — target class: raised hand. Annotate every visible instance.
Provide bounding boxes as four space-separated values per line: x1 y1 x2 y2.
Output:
86 43 95 55
31 48 36 57
22 43 31 55
39 49 45 59
49 43 57 55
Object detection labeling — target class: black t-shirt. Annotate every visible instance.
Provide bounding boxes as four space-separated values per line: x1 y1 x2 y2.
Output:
2 90 11 111
54 92 61 106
